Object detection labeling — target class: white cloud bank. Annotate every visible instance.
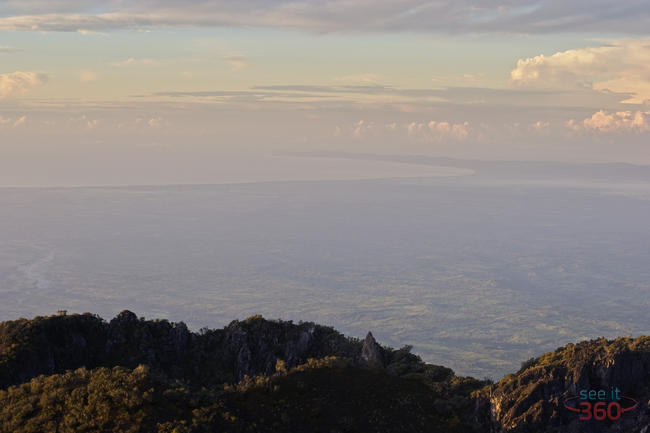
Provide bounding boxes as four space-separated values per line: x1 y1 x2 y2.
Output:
568 110 650 133
407 120 470 142
511 38 650 104
341 119 470 142
0 71 46 99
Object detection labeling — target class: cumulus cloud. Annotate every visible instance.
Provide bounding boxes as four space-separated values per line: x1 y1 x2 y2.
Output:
0 1 649 34
67 114 100 129
0 71 46 99
564 119 581 132
352 120 375 138
564 110 650 133
407 120 470 141
340 118 470 142
531 121 550 132
578 110 650 133
337 118 470 141
114 116 167 130
511 38 650 104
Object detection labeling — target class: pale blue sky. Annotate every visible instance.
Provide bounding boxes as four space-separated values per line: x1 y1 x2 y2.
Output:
1 1 650 185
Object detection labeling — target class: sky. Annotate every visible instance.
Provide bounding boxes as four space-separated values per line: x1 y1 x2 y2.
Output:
1 1 650 185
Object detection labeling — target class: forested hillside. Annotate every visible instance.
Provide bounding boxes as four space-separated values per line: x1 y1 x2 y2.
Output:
0 312 648 432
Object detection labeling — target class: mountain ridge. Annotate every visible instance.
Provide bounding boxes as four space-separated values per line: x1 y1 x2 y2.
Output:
0 311 648 432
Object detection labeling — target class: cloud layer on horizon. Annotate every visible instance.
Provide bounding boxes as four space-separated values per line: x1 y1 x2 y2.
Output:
570 110 650 133
1 1 650 34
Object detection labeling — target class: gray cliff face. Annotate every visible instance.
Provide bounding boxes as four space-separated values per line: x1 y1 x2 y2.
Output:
225 321 319 379
361 332 385 366
105 310 193 369
220 317 368 380
479 337 650 433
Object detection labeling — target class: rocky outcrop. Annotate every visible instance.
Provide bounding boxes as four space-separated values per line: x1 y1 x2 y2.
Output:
0 311 368 388
361 331 385 366
477 337 650 433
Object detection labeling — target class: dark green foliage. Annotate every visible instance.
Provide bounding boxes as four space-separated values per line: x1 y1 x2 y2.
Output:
0 313 108 388
4 312 646 433
0 365 208 433
0 311 362 389
517 357 537 374
221 361 460 433
0 312 487 432
0 357 482 433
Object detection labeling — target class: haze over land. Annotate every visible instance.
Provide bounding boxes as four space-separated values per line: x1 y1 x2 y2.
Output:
2 155 648 379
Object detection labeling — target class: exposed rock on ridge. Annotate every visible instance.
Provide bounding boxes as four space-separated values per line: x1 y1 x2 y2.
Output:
477 336 650 433
0 311 404 389
361 331 385 366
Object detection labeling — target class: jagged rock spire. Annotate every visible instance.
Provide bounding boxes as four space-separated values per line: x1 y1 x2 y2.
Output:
361 331 384 366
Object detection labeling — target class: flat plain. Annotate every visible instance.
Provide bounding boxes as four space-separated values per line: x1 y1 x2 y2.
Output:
1 157 648 378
